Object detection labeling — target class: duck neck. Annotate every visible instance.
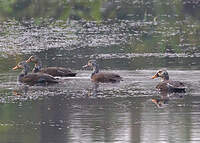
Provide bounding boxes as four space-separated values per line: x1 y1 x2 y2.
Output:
18 66 29 82
161 75 169 82
91 65 99 77
18 73 25 82
33 61 42 73
22 65 29 75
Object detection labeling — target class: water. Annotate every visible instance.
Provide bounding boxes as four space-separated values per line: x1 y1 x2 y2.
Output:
1 70 200 143
1 0 200 142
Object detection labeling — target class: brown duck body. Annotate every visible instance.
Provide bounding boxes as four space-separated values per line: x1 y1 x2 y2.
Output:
156 80 185 93
38 67 77 77
91 72 122 83
152 69 186 93
26 55 77 77
83 60 122 83
13 61 58 86
19 73 58 86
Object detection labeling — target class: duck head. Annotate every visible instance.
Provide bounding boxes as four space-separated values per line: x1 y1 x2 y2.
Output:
26 55 39 64
152 69 169 81
26 55 42 73
82 60 97 68
82 60 99 77
13 61 30 75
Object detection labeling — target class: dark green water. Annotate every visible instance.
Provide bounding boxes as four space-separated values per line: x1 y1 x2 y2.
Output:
0 0 200 142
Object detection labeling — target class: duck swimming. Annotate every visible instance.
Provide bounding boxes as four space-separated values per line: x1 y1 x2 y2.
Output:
26 55 77 77
83 60 122 83
13 61 58 86
152 69 186 93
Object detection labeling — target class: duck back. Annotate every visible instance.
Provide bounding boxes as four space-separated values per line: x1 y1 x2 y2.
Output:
39 67 77 77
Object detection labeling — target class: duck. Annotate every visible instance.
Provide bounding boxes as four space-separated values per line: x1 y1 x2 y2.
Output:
26 55 77 77
13 61 59 86
82 60 122 83
152 69 186 93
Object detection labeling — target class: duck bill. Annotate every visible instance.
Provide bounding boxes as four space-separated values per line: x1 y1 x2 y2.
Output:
26 58 31 63
151 99 158 104
82 64 89 68
152 74 158 79
12 65 19 70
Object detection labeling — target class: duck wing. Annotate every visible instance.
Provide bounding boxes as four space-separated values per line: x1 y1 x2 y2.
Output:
167 80 185 88
156 80 185 93
22 73 58 85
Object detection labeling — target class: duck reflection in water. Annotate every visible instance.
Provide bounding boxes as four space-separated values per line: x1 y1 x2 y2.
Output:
86 83 99 96
152 90 186 108
151 91 170 108
152 98 169 108
12 85 29 96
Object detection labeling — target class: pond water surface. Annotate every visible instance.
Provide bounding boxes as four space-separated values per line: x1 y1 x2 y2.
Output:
0 0 200 143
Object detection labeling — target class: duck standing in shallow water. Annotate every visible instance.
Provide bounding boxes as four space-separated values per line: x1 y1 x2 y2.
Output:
83 60 122 83
26 55 77 77
13 61 58 86
152 69 186 93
